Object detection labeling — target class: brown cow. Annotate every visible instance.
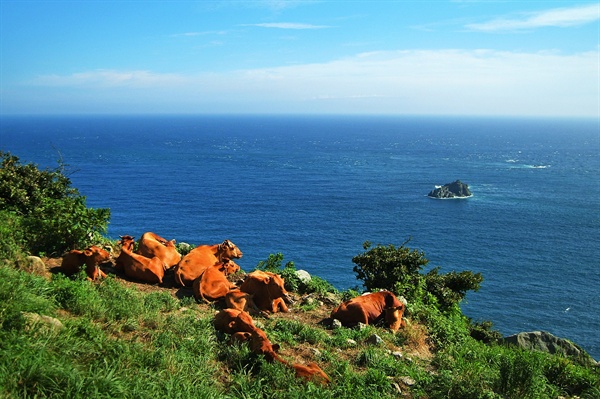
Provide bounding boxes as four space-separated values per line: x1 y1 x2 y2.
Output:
192 260 240 302
224 289 262 314
330 291 406 331
60 245 110 280
136 232 181 269
174 240 243 287
239 270 292 313
213 309 330 384
213 308 255 334
114 235 165 284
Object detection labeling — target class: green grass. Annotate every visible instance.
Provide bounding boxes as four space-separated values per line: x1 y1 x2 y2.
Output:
0 263 598 399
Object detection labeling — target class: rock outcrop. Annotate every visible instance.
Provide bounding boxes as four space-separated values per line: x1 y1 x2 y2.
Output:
428 180 472 199
502 331 597 366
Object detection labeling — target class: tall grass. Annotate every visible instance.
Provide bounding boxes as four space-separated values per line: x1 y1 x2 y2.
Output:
1 264 598 398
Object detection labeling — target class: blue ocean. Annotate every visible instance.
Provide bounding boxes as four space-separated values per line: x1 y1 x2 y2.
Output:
1 115 598 359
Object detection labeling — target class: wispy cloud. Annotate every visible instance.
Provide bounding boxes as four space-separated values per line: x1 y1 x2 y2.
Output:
24 49 598 116
31 70 187 88
171 30 228 37
242 22 331 29
466 3 600 32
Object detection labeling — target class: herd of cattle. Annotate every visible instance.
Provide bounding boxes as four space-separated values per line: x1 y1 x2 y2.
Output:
60 232 408 385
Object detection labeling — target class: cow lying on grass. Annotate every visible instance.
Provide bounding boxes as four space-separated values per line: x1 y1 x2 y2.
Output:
330 291 406 331
213 309 330 385
136 231 181 269
192 260 240 303
60 245 110 281
238 270 292 313
115 235 165 284
175 240 243 287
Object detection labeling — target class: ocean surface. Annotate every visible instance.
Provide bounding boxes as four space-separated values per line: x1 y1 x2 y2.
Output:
1 115 598 359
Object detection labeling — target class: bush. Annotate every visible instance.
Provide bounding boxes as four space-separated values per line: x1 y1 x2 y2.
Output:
352 240 427 302
255 253 336 295
424 267 483 310
352 241 482 311
0 210 26 261
0 151 110 256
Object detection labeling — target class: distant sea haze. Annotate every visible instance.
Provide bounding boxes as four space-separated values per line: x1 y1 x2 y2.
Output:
2 114 598 360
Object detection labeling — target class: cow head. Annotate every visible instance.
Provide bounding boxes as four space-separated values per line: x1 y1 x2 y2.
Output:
384 304 406 331
382 291 403 308
219 259 240 276
219 240 243 259
119 235 136 251
266 274 292 304
83 245 111 265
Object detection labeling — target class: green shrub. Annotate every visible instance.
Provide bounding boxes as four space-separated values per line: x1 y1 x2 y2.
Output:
424 267 483 310
352 240 482 311
0 210 26 261
352 240 427 301
469 320 503 343
256 253 337 295
495 349 547 399
0 151 110 256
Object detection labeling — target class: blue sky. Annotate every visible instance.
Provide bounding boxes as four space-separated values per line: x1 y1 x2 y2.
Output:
1 1 598 116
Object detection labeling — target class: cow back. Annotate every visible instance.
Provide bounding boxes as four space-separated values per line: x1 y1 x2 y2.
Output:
137 232 181 269
174 244 220 286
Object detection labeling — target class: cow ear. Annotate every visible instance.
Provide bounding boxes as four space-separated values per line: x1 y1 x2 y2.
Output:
83 249 93 257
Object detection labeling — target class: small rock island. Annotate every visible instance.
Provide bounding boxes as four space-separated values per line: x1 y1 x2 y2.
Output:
428 180 472 199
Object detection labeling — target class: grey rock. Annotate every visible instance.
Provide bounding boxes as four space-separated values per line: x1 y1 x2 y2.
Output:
400 376 416 386
309 348 321 357
21 312 64 332
25 256 47 274
366 334 383 345
295 269 311 283
356 322 367 330
331 319 343 330
502 331 597 365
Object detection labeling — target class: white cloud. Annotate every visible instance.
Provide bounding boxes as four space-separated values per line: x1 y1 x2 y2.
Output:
243 22 331 29
23 49 599 116
466 3 600 32
31 70 187 88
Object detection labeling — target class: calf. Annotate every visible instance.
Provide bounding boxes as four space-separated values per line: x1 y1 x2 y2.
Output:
192 260 240 303
115 235 165 284
330 290 406 331
60 245 110 281
240 270 292 313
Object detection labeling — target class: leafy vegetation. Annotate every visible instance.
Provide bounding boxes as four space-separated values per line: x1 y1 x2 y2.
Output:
0 153 598 398
352 240 483 311
0 151 110 257
256 252 338 296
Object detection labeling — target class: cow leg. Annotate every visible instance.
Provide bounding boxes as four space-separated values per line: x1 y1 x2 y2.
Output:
359 308 370 325
272 298 289 313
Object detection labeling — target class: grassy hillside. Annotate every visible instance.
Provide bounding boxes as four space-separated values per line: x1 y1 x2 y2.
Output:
1 256 598 399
